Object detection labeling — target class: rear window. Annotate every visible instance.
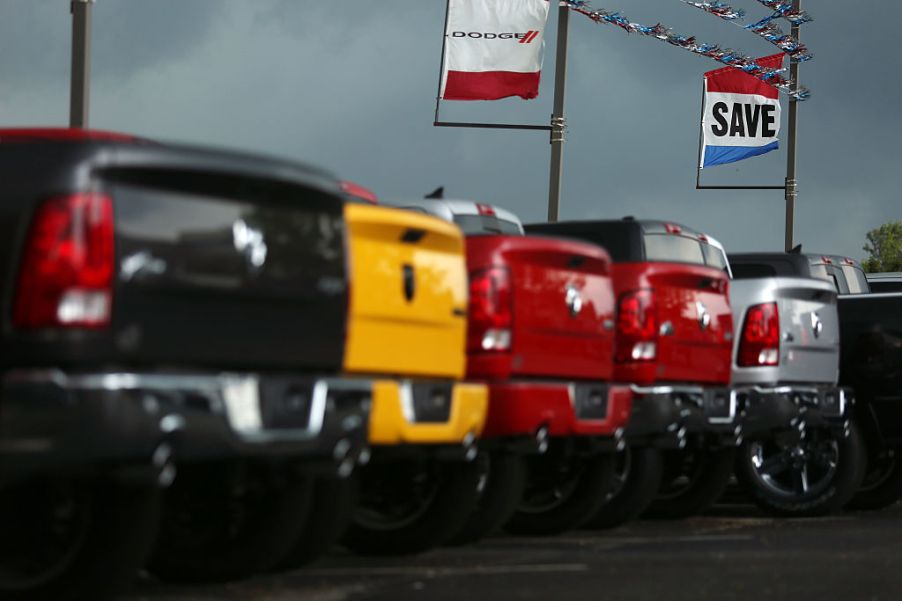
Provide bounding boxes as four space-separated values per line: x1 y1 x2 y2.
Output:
731 263 778 279
702 243 729 272
809 263 830 281
644 234 705 265
868 279 902 293
454 214 523 235
840 265 870 294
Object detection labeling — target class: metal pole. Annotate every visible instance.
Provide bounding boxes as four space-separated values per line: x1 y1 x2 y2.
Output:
547 3 569 222
69 0 94 128
783 0 800 252
433 0 451 124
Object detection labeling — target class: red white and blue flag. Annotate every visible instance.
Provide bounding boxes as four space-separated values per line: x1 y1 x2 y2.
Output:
440 0 551 101
700 54 784 168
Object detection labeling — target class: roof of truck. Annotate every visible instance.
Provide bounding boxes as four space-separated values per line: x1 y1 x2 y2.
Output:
728 252 814 278
395 198 522 226
0 128 341 196
867 272 902 281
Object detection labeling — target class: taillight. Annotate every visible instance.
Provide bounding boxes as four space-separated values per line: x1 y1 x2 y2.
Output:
340 180 378 204
468 266 512 352
738 302 780 367
615 289 657 362
13 193 114 329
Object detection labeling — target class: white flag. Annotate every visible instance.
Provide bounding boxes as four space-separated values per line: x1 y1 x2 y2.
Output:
440 0 551 101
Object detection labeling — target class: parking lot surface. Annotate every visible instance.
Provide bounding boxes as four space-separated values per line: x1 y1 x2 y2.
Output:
128 502 902 601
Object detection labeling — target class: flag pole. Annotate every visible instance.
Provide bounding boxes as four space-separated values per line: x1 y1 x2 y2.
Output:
783 0 801 252
69 0 94 128
547 2 570 222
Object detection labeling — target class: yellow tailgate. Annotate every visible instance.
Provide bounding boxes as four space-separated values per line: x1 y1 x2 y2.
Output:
343 203 467 379
368 380 488 445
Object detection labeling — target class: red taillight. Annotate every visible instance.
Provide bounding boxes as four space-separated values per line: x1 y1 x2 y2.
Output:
665 223 682 234
468 266 512 352
340 180 378 204
615 289 657 362
738 302 780 367
13 193 114 329
476 203 496 216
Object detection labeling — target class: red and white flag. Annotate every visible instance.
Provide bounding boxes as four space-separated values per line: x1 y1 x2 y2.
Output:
440 0 551 101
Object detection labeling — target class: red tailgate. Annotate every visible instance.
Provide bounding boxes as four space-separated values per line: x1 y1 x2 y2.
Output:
466 235 615 381
613 262 733 386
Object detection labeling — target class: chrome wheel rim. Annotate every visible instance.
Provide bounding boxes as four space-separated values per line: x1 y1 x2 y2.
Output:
747 434 839 499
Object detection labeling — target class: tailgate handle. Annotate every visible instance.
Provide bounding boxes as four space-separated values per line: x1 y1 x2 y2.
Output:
567 255 586 269
452 307 467 318
401 228 427 244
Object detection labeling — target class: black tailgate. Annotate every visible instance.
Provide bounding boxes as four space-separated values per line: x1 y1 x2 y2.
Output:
2 143 348 373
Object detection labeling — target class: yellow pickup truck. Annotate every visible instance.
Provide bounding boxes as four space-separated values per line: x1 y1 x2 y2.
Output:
282 202 488 561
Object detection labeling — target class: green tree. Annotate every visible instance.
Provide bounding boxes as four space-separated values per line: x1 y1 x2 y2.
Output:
862 221 902 273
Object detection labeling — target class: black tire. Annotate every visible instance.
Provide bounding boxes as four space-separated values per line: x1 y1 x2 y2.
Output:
736 422 866 517
505 448 614 536
447 451 527 546
644 446 736 519
583 446 664 529
848 446 902 511
0 477 160 601
148 460 313 583
278 476 358 568
342 458 480 556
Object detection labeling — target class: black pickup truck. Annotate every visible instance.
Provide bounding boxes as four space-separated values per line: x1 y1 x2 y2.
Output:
728 252 902 512
0 129 372 599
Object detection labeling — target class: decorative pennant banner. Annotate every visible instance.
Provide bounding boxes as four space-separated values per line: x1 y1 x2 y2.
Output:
561 0 809 100
681 0 811 62
440 0 551 101
754 0 812 24
701 53 784 168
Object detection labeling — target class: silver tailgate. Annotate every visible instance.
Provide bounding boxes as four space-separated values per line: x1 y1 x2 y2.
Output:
730 277 839 386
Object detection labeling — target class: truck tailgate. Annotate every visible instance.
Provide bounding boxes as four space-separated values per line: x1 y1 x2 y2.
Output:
106 169 349 371
343 204 467 379
617 262 733 385
466 235 615 380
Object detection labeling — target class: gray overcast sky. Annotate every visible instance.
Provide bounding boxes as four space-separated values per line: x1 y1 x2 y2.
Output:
1 1 898 260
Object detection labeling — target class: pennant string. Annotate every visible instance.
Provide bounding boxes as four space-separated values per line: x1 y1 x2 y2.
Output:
559 0 810 100
681 1 812 62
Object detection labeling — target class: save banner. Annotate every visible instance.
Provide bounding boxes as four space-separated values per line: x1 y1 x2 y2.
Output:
440 0 551 101
700 53 784 168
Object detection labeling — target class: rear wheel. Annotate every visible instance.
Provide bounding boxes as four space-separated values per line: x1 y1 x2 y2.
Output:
0 477 160 601
447 451 527 545
342 458 480 555
736 422 865 517
584 446 663 529
644 446 736 519
505 446 614 536
848 446 902 511
278 476 358 568
148 460 313 583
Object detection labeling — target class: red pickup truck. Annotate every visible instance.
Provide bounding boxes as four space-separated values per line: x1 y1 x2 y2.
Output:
527 218 739 524
399 199 632 540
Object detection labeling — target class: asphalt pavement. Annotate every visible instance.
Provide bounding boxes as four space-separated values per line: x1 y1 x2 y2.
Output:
128 502 902 601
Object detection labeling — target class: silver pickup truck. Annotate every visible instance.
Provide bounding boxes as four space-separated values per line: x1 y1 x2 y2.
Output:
727 253 862 516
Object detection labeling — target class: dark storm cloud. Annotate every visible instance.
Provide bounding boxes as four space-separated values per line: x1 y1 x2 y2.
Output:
1 0 899 260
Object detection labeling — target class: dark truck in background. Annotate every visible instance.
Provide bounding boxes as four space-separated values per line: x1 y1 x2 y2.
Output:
729 252 902 512
0 130 373 598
